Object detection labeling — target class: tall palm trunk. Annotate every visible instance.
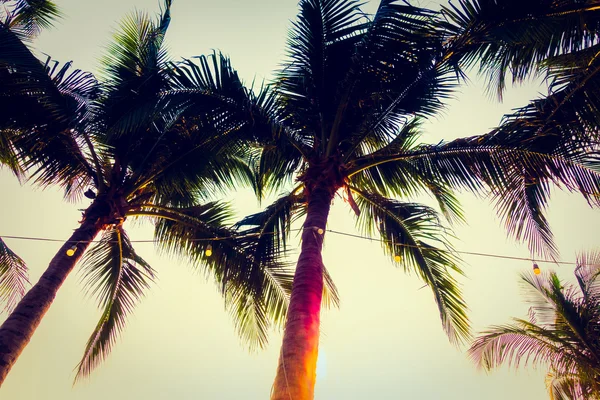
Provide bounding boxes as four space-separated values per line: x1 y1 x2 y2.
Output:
0 203 104 386
271 184 335 400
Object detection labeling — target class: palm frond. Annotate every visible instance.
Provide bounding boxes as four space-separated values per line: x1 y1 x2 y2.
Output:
234 190 340 309
351 188 470 344
0 24 99 194
367 132 600 258
471 261 600 398
348 120 466 225
145 201 294 349
0 129 23 177
469 319 583 373
2 0 61 40
575 250 600 301
75 227 155 380
167 52 288 146
441 0 600 97
546 370 593 400
278 0 365 150
0 237 29 313
339 1 456 158
96 0 172 143
234 191 303 267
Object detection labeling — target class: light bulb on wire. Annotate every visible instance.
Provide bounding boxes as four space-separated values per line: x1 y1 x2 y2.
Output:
394 254 402 262
66 245 77 257
533 263 541 275
205 244 213 257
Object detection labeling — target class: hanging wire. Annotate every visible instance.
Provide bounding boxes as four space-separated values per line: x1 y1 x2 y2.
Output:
0 227 584 266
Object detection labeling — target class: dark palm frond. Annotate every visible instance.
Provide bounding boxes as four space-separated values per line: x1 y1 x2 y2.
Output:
129 131 257 208
145 201 294 349
539 43 600 143
165 52 308 198
0 23 96 125
234 191 302 267
119 53 291 201
2 0 61 40
96 0 172 143
167 53 289 146
75 227 155 380
0 129 23 177
351 160 466 225
348 120 466 225
278 0 365 147
0 25 99 195
233 191 340 308
340 1 457 158
441 0 600 97
19 59 99 197
0 237 29 313
351 188 470 344
357 128 600 257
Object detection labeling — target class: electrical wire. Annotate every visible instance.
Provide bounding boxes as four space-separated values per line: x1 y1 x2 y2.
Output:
0 227 582 266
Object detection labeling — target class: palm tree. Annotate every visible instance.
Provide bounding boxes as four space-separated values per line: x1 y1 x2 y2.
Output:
469 253 600 400
0 0 297 385
0 0 62 316
168 1 600 398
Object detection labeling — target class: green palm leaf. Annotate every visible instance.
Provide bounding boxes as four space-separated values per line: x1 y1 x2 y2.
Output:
75 227 155 381
351 188 470 344
234 191 340 308
146 201 295 349
2 0 61 40
0 238 29 313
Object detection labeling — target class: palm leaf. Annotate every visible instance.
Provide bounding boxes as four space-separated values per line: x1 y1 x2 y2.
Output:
2 0 61 40
351 188 470 344
470 261 600 398
339 1 456 158
75 227 155 380
0 237 29 313
354 130 600 257
96 0 172 145
145 201 295 349
469 319 584 373
441 0 600 97
278 0 365 152
234 190 340 308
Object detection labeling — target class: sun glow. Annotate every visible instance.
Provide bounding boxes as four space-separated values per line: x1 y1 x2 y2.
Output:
316 351 327 379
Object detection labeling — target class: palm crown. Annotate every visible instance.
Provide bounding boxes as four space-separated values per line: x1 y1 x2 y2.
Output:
167 0 600 398
470 253 600 400
0 0 300 383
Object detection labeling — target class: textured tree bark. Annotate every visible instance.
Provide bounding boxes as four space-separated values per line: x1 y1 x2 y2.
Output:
0 213 102 386
271 185 334 400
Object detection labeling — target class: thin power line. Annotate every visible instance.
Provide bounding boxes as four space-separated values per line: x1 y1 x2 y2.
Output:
0 228 580 266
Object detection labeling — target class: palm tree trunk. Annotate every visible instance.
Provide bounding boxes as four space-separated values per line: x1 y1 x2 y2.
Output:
0 209 103 386
271 185 334 400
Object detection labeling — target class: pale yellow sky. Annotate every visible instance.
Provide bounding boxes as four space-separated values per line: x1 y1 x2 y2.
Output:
1 1 598 399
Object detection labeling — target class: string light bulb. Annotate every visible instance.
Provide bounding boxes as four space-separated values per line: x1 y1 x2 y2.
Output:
533 263 541 275
205 244 213 257
394 254 402 262
66 245 77 257
316 227 324 235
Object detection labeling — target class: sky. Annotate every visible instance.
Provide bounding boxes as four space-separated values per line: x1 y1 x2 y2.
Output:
1 0 599 399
